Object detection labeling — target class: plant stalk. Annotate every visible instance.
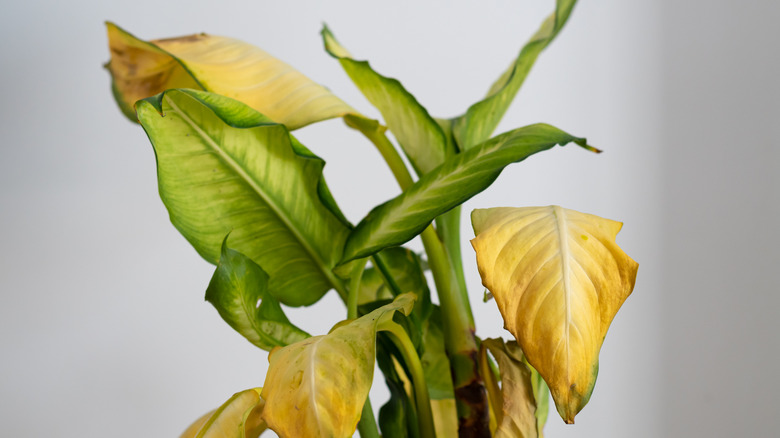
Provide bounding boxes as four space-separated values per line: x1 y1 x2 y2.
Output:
357 398 380 438
356 122 489 436
383 321 436 438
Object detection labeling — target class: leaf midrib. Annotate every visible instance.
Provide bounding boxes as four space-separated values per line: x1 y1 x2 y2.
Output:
165 95 341 293
551 205 572 385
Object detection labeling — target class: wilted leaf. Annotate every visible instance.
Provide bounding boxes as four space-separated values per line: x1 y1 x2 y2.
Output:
106 22 358 129
342 124 597 262
322 25 451 175
260 294 416 438
451 0 579 149
180 388 267 438
205 238 309 350
471 206 638 423
136 89 350 306
480 338 538 438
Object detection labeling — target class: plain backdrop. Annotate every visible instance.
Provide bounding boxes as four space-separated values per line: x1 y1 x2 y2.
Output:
0 1 776 437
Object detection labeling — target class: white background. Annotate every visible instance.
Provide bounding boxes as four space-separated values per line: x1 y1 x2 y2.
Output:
0 1 776 437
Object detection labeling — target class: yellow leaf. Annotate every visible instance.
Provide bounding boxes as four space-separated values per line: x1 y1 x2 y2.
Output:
481 338 539 438
180 388 267 438
430 398 458 437
105 22 359 129
471 206 638 423
260 294 415 438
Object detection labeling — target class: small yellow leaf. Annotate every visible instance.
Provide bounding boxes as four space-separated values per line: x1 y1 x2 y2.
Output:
260 294 415 438
471 206 638 423
481 338 538 438
106 22 359 129
180 388 267 438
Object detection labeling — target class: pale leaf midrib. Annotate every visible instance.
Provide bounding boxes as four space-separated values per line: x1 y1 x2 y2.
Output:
551 205 572 386
165 96 339 292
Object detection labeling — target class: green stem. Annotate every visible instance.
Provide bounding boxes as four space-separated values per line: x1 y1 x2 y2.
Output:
435 206 469 305
357 398 380 438
382 321 436 438
347 258 369 320
347 116 414 191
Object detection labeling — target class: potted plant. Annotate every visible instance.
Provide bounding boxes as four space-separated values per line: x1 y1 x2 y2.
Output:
104 1 638 436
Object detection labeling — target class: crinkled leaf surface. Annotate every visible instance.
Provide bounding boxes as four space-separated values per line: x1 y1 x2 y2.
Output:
260 294 416 438
451 0 578 149
106 22 358 129
205 238 309 350
136 89 350 306
322 25 450 175
471 206 638 423
342 124 597 262
180 388 267 438
481 338 538 438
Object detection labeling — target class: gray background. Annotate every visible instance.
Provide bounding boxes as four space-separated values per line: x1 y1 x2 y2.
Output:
0 1 776 437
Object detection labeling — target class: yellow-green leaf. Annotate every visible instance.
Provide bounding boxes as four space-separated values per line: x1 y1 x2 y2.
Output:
260 294 416 438
431 398 458 437
106 22 358 129
471 206 638 423
180 388 267 438
480 338 538 438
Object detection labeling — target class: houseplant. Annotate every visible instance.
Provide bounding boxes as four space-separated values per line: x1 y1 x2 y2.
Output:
104 1 638 436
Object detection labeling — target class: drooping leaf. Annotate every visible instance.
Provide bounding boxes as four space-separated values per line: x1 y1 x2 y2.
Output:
471 206 638 423
205 238 309 351
105 22 359 129
260 294 416 438
341 124 598 262
322 25 451 175
136 89 350 306
180 388 267 438
480 338 538 438
451 0 579 149
376 339 417 438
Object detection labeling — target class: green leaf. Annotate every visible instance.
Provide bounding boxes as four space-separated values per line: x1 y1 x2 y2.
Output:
136 89 350 306
420 307 454 400
451 0 579 150
105 22 360 129
205 237 309 351
180 388 267 438
525 358 550 437
376 339 417 438
260 294 416 438
341 123 597 262
322 25 450 175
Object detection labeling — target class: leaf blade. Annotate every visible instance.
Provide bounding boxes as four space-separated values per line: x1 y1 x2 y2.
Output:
136 89 350 306
106 22 358 129
322 26 450 175
451 0 579 150
260 294 416 438
471 206 638 423
342 124 595 262
180 388 267 438
205 238 309 350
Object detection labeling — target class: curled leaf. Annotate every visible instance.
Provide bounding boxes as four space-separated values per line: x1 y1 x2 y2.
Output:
260 294 416 438
471 206 638 423
106 22 359 129
180 388 267 438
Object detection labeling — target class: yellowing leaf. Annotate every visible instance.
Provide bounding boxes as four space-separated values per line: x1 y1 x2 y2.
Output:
480 338 538 438
180 388 267 438
471 206 638 423
431 398 458 437
106 22 358 129
260 294 416 438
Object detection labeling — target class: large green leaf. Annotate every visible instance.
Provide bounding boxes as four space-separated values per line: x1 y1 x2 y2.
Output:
322 26 450 175
420 307 454 400
205 238 309 351
136 89 350 306
180 388 267 438
105 22 359 129
260 294 416 438
451 0 578 150
341 123 597 262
